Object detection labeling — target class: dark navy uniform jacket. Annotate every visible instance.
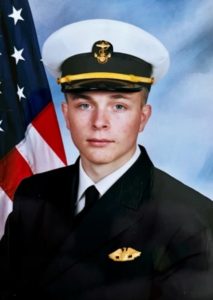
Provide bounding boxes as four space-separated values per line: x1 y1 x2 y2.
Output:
1 146 213 300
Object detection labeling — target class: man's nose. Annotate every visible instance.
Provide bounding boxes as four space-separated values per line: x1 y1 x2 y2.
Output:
92 109 110 129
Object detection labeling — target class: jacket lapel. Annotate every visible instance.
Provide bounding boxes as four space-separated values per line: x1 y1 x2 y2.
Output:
40 146 154 286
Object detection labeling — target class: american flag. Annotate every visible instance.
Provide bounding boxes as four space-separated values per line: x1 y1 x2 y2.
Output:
0 0 67 238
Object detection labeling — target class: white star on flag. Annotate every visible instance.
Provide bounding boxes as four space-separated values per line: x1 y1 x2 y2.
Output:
0 120 4 132
0 0 67 241
8 6 24 25
17 85 26 101
11 47 25 64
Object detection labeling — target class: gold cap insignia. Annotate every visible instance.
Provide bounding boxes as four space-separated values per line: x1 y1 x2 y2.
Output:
92 40 113 64
108 247 141 262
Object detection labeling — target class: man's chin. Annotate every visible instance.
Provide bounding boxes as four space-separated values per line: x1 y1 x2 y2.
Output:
81 150 116 166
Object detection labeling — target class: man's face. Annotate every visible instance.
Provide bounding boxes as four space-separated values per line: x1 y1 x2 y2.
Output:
62 90 151 170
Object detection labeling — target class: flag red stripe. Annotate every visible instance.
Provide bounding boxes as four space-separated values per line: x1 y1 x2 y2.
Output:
16 123 65 173
0 148 33 199
32 102 67 164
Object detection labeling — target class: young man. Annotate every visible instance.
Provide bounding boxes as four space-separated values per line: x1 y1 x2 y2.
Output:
0 19 213 300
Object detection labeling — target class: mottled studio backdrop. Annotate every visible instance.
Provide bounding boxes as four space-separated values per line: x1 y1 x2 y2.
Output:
28 0 213 199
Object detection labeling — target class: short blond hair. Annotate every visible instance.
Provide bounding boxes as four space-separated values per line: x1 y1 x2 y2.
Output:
141 87 149 105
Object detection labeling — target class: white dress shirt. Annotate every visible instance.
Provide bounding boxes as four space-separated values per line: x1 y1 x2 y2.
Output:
75 145 141 214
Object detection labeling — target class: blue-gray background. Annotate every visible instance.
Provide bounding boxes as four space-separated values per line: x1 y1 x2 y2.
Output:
28 0 213 199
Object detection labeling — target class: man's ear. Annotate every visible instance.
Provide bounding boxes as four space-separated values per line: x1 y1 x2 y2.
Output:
61 101 70 130
139 104 152 132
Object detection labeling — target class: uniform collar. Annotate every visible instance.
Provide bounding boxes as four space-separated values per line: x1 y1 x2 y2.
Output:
77 145 141 202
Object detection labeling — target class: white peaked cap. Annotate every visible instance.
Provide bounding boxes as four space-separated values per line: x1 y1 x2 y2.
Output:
42 19 170 88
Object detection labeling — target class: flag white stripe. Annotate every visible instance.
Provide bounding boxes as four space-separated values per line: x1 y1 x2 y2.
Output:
16 123 65 174
0 188 13 239
0 123 65 239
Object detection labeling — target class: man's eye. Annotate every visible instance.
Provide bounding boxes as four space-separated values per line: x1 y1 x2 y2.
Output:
114 104 126 111
79 103 91 110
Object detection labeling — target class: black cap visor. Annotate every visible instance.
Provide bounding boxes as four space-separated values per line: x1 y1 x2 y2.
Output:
62 79 151 93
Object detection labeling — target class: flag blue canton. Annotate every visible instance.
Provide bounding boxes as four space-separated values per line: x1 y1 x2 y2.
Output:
0 0 52 159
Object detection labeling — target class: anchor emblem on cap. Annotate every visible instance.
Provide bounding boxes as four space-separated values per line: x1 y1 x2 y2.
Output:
93 40 113 64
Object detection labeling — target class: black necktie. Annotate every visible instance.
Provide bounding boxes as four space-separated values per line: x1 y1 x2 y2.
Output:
74 185 99 225
84 185 99 211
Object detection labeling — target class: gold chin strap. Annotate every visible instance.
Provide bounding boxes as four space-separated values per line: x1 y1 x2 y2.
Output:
57 72 154 84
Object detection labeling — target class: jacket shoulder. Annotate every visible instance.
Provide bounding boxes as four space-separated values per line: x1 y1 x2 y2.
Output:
152 167 213 230
14 164 77 198
153 167 212 202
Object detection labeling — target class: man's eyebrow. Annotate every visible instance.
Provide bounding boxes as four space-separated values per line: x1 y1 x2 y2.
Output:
110 94 132 100
70 94 92 100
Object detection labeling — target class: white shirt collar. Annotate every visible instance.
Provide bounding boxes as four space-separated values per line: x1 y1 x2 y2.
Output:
77 145 141 202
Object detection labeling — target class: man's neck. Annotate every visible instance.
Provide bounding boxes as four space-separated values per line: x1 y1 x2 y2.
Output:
81 147 138 183
80 162 118 183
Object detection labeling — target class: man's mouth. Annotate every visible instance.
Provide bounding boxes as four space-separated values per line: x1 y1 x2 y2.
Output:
87 138 114 146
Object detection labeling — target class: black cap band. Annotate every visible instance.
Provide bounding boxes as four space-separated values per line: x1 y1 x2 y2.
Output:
59 52 153 92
